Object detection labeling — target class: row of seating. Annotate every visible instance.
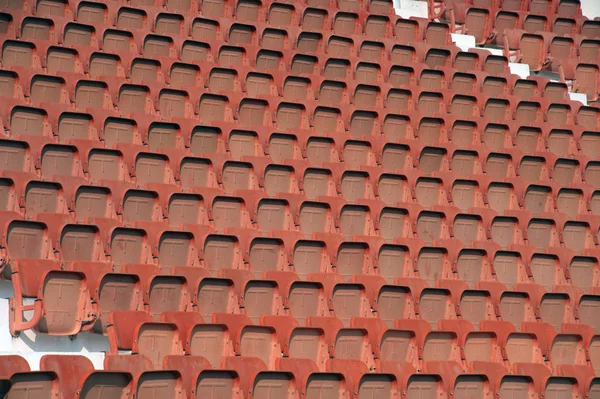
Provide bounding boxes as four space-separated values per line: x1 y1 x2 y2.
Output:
0 24 462 64
8 55 591 104
100 311 600 375
1 36 523 80
3 78 600 145
0 125 598 189
429 0 594 39
6 192 600 274
4 165 600 241
8 28 598 102
0 76 599 133
0 73 566 126
502 28 599 76
7 235 600 343
426 3 600 100
5 203 600 278
2 133 600 196
2 111 600 162
437 5 595 46
5 2 597 93
2 112 600 169
8 13 439 51
9 0 394 20
386 63 593 97
4 352 598 399
4 154 600 210
501 25 599 60
10 0 594 44
7 5 600 80
0 26 504 72
430 0 585 17
4 5 415 42
503 29 599 72
4 68 598 124
459 8 599 40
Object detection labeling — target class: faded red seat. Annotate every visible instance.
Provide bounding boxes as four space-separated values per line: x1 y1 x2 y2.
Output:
0 355 30 379
107 310 184 369
40 355 95 399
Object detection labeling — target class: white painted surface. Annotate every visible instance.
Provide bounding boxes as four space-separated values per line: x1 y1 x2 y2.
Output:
509 63 530 79
486 48 505 56
395 0 428 18
569 92 588 105
451 34 476 52
581 0 600 19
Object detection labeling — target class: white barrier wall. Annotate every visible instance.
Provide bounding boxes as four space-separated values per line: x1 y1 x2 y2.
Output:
582 0 600 19
395 0 429 18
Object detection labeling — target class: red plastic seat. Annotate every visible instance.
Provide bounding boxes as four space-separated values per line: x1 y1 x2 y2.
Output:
588 335 600 376
504 331 551 383
324 282 369 325
277 358 350 398
0 355 30 379
133 369 187 399
75 371 134 399
457 289 496 327
162 356 210 397
496 375 537 399
542 377 582 399
504 29 550 72
239 278 285 322
325 358 371 395
453 7 495 46
403 374 448 399
413 243 454 284
377 282 418 325
173 314 235 369
418 288 458 329
222 356 268 396
107 310 184 369
1 39 44 70
139 273 191 320
378 325 421 374
560 60 600 102
9 252 98 336
104 353 153 376
452 247 495 290
463 329 509 375
7 371 62 398
40 355 95 399
286 280 329 323
234 323 282 369
307 316 344 350
550 333 592 381
194 369 244 398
